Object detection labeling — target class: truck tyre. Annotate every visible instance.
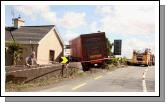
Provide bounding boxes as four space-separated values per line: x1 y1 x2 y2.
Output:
82 63 90 71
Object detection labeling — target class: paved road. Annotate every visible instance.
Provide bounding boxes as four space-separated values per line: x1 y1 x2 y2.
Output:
37 66 155 92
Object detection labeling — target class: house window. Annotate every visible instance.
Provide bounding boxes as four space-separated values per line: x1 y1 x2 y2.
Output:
49 50 55 61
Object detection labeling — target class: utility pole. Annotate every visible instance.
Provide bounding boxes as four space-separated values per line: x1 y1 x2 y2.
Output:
11 9 15 25
29 40 33 52
6 27 16 43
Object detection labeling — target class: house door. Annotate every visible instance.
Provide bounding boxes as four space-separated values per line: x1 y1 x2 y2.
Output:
49 50 55 62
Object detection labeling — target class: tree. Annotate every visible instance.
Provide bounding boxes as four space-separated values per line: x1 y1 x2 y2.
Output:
7 41 23 65
106 38 114 57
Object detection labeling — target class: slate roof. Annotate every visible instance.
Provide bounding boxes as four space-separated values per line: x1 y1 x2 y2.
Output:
5 25 55 44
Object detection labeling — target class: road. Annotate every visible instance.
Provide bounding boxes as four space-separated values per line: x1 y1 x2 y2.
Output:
36 66 155 92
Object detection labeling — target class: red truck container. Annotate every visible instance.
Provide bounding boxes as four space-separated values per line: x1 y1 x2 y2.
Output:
70 32 108 71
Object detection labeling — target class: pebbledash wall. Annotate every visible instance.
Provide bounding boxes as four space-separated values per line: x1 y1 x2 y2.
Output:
37 28 63 65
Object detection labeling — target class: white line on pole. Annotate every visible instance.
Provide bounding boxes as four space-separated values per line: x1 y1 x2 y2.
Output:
6 65 60 74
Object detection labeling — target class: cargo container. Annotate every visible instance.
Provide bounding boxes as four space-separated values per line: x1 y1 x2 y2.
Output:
70 32 108 71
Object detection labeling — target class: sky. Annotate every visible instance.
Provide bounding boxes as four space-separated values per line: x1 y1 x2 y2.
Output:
5 5 155 58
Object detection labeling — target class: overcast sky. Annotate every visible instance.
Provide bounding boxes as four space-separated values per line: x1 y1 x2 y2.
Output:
5 5 155 58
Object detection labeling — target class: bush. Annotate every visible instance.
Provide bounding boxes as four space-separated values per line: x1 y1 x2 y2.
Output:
106 59 113 64
7 41 23 65
106 57 127 65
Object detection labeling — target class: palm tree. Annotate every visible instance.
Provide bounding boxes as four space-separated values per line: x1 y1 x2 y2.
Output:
7 41 23 65
6 27 23 65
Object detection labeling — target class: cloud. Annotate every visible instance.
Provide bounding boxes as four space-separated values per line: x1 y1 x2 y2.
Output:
12 5 155 58
96 6 114 14
61 31 79 45
122 38 155 58
89 21 100 32
97 5 155 36
96 5 155 58
13 5 57 23
59 12 86 29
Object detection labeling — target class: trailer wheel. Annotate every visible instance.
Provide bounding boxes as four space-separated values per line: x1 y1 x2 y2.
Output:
82 63 90 71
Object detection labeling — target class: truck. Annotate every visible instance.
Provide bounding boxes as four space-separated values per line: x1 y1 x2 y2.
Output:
69 32 108 71
132 48 155 66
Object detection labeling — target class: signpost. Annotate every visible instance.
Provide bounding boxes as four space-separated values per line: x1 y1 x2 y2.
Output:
60 56 69 77
114 40 122 55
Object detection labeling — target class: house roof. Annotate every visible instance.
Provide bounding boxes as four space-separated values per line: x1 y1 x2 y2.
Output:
5 25 55 44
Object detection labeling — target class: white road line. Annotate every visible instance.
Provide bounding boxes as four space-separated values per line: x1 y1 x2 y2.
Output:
94 75 103 80
142 67 149 92
142 79 147 92
107 72 112 75
72 83 87 91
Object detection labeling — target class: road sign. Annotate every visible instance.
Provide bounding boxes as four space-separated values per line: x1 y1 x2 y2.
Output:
114 40 122 55
61 57 69 64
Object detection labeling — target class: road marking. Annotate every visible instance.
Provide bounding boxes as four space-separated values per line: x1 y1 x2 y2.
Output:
94 75 103 80
142 67 149 92
107 72 112 75
142 79 147 92
72 83 87 90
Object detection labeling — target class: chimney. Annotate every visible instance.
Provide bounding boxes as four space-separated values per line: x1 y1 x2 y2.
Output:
13 16 25 28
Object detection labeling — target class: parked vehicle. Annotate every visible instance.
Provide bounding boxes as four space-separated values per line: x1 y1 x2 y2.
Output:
132 48 155 66
70 32 108 71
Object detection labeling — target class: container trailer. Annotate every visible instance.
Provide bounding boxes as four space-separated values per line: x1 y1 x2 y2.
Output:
70 32 108 71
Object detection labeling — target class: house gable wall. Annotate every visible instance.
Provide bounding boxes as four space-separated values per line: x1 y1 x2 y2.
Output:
37 28 63 64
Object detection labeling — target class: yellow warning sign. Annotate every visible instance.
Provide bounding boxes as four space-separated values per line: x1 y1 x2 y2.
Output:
61 57 68 64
